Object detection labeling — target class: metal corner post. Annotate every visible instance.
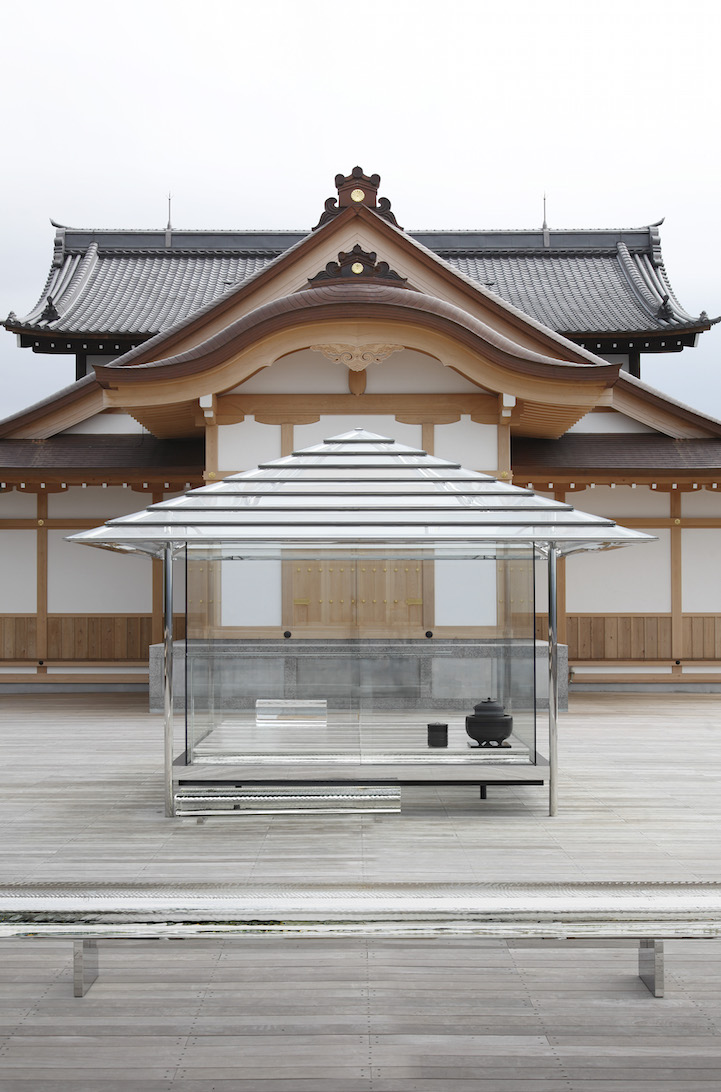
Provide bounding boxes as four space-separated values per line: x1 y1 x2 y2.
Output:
548 545 559 816
163 544 175 817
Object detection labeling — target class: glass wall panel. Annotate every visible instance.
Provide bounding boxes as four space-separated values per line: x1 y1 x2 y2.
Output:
183 548 539 769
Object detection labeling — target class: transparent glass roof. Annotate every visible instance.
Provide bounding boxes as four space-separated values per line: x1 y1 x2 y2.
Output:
68 429 654 560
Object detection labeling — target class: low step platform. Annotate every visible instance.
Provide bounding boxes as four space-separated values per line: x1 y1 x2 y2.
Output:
174 782 401 815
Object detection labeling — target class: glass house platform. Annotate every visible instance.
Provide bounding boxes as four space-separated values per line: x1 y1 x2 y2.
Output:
69 430 652 816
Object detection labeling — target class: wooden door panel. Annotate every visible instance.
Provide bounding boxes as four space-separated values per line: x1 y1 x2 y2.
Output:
289 559 425 632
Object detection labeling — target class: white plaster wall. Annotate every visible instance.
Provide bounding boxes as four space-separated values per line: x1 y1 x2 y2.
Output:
529 496 551 611
48 531 151 612
434 418 497 471
218 418 282 470
682 489 721 517
220 560 282 626
565 531 670 612
172 558 186 612
0 491 37 517
63 414 149 434
434 561 497 626
75 354 124 377
534 561 549 611
364 350 482 393
86 354 123 367
0 531 37 611
568 485 669 518
231 350 348 393
49 487 148 518
681 529 721 612
295 417 422 448
568 411 653 433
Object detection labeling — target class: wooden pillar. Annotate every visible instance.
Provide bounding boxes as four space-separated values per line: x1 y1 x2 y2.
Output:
280 423 294 457
554 490 567 647
497 420 512 480
421 422 434 456
670 491 683 663
279 425 294 633
36 493 48 664
151 491 164 646
204 423 219 481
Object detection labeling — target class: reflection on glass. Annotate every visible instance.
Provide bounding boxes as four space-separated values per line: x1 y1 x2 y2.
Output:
183 549 541 769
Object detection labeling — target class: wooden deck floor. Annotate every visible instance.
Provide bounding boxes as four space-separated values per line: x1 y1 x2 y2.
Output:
0 692 720 1088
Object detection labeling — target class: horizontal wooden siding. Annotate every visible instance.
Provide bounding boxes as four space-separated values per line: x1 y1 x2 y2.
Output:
535 614 721 661
0 615 186 662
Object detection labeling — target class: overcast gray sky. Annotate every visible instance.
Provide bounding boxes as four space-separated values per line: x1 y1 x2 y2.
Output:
1 0 719 419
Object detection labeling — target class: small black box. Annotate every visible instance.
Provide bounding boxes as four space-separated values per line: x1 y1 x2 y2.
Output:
427 722 448 747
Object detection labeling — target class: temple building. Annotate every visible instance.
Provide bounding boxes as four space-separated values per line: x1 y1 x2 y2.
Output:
2 167 720 692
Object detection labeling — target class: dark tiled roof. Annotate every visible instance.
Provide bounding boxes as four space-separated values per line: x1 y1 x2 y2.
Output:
5 223 711 343
0 435 204 472
512 434 721 472
445 252 682 334
14 245 273 337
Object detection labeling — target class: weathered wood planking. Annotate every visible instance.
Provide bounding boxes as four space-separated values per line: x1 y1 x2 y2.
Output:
0 613 186 661
537 612 721 661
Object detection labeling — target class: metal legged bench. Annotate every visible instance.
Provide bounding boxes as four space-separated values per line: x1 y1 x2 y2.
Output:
2 882 719 999
70 934 667 998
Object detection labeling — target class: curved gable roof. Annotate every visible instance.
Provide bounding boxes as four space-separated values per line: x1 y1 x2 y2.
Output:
95 283 618 388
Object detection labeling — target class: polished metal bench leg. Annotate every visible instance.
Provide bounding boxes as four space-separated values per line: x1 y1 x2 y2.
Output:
73 940 99 997
638 939 664 997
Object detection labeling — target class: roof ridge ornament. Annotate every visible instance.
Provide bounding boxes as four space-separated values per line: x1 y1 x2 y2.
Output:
307 244 407 286
312 166 402 230
39 295 60 323
656 294 674 321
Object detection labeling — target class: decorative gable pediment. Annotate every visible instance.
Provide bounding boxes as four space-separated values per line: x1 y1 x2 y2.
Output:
306 245 407 287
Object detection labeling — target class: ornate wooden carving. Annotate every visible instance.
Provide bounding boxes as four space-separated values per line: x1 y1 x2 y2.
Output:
310 343 405 371
307 244 407 286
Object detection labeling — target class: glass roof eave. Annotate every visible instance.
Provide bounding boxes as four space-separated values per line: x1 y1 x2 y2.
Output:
65 429 655 563
68 523 654 561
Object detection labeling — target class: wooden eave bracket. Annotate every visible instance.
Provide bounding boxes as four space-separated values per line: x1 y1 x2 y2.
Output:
128 403 204 439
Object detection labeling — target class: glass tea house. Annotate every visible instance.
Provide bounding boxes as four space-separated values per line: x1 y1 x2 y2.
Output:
70 430 652 817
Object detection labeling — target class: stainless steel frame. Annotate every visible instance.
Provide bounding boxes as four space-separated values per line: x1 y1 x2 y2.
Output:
548 545 558 817
639 938 665 997
163 544 175 818
67 429 653 820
